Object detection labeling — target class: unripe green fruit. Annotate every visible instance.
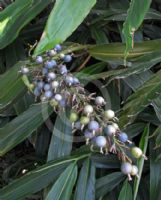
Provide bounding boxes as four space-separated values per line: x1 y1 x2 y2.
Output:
69 112 78 122
50 99 58 107
80 116 90 125
131 165 138 176
131 147 143 158
104 109 115 119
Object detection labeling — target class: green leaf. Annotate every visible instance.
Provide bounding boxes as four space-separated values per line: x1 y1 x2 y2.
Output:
88 39 161 61
133 124 149 200
0 0 51 49
96 172 125 198
118 180 133 200
45 162 78 200
75 159 96 200
47 109 73 161
122 0 152 57
34 0 96 55
119 70 161 128
150 138 161 199
0 152 89 200
0 103 53 156
0 61 28 111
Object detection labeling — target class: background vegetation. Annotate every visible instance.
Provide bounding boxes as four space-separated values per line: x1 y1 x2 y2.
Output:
0 0 161 199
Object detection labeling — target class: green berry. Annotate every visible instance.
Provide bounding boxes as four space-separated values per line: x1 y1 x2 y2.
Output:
80 116 90 125
69 112 78 122
104 109 115 119
50 99 58 107
131 147 143 158
131 165 138 176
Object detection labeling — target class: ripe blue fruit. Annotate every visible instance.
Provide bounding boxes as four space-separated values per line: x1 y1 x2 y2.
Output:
33 87 40 97
44 83 51 91
59 65 68 75
45 60 57 69
55 44 62 51
88 120 99 131
37 81 44 90
63 55 72 63
36 56 43 64
59 99 66 107
47 72 56 80
104 125 116 136
73 77 80 85
65 76 74 85
42 67 48 75
121 162 132 175
118 132 128 142
44 90 53 98
84 129 94 139
95 136 107 147
74 121 81 130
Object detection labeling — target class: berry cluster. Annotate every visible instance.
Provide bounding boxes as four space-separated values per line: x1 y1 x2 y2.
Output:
20 44 147 181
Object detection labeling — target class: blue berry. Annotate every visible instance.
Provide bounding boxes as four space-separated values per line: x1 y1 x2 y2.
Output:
44 83 51 91
118 132 128 143
59 65 67 75
42 67 48 75
95 136 107 147
33 87 40 97
63 55 72 63
104 125 116 136
45 60 57 69
88 120 99 131
47 72 56 80
44 90 53 98
73 77 80 85
59 99 66 107
84 129 94 139
74 121 81 130
55 44 62 51
36 56 43 64
37 81 44 90
65 76 74 85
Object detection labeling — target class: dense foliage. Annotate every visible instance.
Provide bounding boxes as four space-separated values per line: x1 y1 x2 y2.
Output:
0 0 161 199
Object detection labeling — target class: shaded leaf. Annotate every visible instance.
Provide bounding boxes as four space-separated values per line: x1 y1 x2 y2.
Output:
118 180 133 200
47 109 73 161
96 172 125 198
45 162 77 200
0 152 89 200
0 103 53 155
75 159 96 200
0 61 28 111
119 70 161 128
